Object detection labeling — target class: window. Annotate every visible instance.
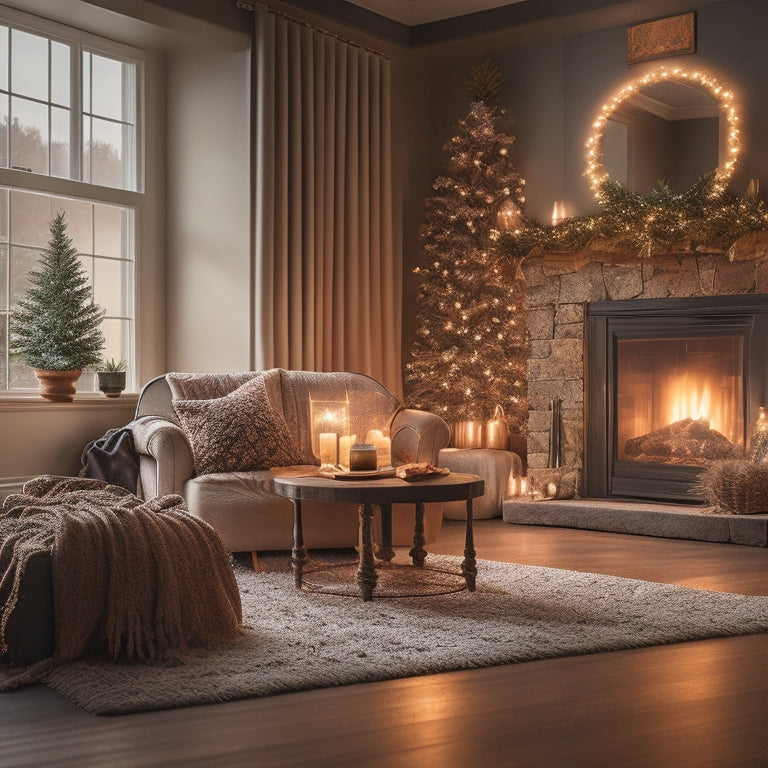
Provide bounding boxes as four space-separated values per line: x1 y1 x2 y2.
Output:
0 10 142 393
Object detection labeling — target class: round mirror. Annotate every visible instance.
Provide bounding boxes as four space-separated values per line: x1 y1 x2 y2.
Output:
586 67 740 199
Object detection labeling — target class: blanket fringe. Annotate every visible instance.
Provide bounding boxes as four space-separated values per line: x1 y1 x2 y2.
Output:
0 657 56 691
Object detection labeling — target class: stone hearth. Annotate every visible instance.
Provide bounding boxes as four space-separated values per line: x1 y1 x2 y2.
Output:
502 498 768 547
522 230 768 502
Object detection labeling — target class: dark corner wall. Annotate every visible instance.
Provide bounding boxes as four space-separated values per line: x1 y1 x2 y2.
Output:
397 0 768 351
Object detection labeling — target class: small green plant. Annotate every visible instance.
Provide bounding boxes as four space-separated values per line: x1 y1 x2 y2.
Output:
101 358 127 373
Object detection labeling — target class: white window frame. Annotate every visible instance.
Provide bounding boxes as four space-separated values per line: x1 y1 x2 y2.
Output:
0 5 144 397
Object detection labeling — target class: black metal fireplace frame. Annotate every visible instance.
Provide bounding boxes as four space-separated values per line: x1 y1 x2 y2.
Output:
585 294 768 502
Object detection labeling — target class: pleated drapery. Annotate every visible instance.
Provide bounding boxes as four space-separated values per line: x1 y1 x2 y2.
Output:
251 7 401 396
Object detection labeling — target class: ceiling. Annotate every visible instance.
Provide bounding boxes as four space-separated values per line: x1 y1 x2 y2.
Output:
343 0 526 26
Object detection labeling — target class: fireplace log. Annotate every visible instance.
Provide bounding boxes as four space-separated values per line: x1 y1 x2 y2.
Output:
624 417 744 465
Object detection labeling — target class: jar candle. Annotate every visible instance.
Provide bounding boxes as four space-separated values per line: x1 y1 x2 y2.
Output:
319 433 338 466
365 429 392 468
349 443 378 471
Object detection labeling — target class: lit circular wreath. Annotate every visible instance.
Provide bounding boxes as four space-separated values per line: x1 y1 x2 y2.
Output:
585 66 740 201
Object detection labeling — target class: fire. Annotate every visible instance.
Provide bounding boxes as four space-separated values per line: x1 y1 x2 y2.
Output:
666 374 735 440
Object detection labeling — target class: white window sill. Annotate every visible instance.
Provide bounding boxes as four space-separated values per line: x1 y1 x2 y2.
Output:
0 393 139 412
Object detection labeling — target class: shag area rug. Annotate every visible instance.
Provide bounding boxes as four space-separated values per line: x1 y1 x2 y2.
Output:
24 555 768 715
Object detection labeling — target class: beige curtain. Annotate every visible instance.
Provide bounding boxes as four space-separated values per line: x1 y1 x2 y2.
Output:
251 6 401 396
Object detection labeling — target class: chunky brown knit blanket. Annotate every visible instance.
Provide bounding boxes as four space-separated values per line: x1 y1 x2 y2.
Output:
0 476 242 690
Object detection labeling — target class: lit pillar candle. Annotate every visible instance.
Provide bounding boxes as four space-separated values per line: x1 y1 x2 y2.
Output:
552 201 566 225
365 429 392 468
338 434 357 469
319 433 337 466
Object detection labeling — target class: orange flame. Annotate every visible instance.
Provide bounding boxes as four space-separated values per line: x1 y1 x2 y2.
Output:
666 374 736 440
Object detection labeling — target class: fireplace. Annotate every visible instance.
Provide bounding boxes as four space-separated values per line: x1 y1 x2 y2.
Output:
585 296 768 501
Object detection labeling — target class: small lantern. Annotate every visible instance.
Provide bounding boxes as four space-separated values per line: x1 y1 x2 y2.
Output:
309 396 350 462
485 404 509 450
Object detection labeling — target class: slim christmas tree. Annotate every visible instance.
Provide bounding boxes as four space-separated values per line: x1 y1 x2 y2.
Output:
404 63 529 434
12 211 105 371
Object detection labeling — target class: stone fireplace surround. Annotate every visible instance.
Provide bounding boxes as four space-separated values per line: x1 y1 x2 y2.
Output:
501 231 768 546
521 230 768 500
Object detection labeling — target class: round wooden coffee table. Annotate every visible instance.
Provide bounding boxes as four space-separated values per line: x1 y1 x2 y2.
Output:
272 472 485 600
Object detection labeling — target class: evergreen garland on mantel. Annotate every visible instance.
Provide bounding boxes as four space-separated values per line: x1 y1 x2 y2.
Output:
499 173 768 261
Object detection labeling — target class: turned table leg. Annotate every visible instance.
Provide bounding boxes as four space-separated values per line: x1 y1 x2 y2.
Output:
376 503 395 562
357 502 378 600
291 498 309 590
461 496 477 591
409 501 427 567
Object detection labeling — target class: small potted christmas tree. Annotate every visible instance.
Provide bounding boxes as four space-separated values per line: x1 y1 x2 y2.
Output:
11 212 105 402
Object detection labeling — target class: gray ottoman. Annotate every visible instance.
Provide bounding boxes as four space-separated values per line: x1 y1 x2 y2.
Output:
2 551 55 665
438 448 522 519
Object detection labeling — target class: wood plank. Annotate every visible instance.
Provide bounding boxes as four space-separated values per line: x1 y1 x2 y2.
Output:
2 519 768 767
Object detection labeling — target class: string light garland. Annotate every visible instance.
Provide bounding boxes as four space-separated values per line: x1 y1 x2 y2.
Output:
405 99 529 430
497 65 767 261
499 174 768 260
586 65 740 201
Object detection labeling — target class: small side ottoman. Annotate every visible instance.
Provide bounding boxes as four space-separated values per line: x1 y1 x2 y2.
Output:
438 448 522 519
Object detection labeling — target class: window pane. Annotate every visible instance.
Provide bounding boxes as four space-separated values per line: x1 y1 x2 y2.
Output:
88 117 123 188
82 51 91 113
51 41 70 107
11 30 47 102
10 190 52 247
81 114 90 183
0 312 7 388
90 53 123 121
0 243 7 309
9 244 38 303
94 257 127 315
53 196 91 252
78 252 94 286
10 97 48 173
93 204 123 257
0 27 8 92
0 96 7 169
9 355 36 389
101 317 131 366
51 105 70 178
0 188 7 243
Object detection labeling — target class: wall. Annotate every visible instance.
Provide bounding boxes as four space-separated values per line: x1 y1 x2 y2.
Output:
165 42 252 372
0 399 137 497
401 0 768 356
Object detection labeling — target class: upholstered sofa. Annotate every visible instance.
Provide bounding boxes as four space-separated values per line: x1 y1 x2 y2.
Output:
131 369 451 553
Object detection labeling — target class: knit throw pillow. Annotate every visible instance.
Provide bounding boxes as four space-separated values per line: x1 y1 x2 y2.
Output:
172 375 305 475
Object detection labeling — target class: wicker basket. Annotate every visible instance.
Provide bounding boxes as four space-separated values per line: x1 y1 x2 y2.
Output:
693 460 768 515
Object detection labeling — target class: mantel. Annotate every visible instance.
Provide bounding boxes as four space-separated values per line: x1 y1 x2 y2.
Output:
523 229 768 272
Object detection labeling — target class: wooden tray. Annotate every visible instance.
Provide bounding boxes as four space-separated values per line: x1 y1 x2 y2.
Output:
332 467 397 480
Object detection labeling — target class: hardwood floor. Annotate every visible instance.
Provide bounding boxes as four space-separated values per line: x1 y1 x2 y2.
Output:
3 520 768 768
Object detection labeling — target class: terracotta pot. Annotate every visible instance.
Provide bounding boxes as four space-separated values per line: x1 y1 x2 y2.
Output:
34 369 82 403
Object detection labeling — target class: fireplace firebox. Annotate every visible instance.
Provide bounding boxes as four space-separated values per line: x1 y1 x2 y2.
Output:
585 295 768 502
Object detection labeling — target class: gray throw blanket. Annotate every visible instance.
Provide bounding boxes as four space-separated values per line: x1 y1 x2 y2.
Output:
0 476 242 690
79 423 140 494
